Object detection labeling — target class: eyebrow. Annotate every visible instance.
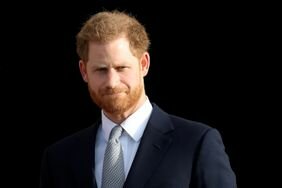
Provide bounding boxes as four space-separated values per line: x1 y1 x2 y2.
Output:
91 61 130 68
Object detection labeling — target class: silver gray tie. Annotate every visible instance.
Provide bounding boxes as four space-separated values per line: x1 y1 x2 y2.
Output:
102 126 125 188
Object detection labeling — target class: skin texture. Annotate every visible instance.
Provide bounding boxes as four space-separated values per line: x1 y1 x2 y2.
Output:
79 36 150 124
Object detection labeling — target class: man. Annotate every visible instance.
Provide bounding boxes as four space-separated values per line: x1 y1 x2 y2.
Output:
40 10 237 188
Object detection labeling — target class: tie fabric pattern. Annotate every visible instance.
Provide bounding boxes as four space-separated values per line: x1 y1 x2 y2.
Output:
102 125 125 188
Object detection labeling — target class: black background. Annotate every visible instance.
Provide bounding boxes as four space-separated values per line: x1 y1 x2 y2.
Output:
1 0 279 187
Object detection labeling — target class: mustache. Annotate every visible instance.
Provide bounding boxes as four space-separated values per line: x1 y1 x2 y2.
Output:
100 87 128 95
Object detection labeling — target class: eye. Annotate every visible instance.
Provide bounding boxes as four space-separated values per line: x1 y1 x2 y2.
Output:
97 67 108 72
116 66 127 71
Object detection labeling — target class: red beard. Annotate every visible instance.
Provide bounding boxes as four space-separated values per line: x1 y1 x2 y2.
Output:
88 84 143 115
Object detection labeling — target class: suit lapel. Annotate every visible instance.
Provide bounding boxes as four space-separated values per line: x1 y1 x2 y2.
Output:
71 121 100 188
124 104 174 188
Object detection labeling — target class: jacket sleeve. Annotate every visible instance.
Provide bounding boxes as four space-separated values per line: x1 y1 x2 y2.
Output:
191 128 237 188
40 148 52 188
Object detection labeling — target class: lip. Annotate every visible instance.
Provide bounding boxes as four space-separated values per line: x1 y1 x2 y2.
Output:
105 92 124 96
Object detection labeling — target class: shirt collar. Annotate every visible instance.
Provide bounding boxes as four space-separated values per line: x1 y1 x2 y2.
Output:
101 98 153 142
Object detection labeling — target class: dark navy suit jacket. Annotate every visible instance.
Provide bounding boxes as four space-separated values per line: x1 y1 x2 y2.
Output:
40 104 237 188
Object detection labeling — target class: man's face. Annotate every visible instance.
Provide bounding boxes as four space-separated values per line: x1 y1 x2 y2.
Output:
79 37 149 116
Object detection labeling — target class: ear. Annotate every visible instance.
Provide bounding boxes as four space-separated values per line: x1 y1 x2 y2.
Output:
140 52 150 77
79 60 88 82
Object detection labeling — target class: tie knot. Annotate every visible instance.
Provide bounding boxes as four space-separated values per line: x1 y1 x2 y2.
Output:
109 126 123 141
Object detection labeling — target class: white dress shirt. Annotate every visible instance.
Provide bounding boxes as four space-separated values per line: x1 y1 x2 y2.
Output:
95 99 153 188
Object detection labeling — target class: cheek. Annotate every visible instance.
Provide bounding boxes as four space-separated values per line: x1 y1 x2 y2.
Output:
122 71 142 86
88 76 101 90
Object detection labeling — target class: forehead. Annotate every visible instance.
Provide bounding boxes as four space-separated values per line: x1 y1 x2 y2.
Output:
88 37 138 64
90 36 130 49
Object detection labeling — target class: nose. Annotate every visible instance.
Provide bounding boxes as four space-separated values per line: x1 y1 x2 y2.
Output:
105 68 120 88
